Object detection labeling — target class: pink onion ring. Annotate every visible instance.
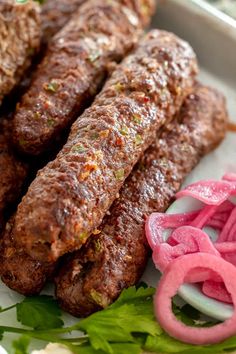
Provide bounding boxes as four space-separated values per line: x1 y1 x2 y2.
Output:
155 253 236 345
146 211 199 250
176 180 235 205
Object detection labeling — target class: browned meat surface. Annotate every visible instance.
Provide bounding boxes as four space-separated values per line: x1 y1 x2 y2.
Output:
41 0 87 45
12 30 197 264
41 0 153 45
0 216 55 295
13 0 155 156
0 84 227 297
0 0 40 105
0 117 28 230
55 84 228 317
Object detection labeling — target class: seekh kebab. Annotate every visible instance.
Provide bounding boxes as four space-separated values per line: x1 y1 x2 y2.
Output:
0 84 227 300
54 84 228 316
12 30 197 264
13 0 155 155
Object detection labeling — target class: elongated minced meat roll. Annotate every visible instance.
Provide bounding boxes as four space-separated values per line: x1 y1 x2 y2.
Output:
41 0 87 45
0 0 40 105
0 117 28 231
55 84 228 316
13 0 155 155
12 30 197 264
0 84 227 299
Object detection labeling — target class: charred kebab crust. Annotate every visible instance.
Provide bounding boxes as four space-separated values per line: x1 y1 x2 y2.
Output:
12 30 198 264
55 84 228 317
13 0 155 156
0 0 40 105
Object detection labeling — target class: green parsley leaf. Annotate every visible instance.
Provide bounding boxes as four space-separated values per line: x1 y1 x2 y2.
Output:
12 336 30 354
78 286 160 353
68 342 141 354
16 295 64 330
145 333 198 353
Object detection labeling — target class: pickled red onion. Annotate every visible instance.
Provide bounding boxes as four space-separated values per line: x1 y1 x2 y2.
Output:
176 180 235 205
146 174 236 345
155 254 236 345
145 211 199 249
202 280 232 304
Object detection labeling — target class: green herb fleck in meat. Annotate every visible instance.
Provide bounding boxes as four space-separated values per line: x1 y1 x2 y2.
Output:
133 114 142 124
34 111 41 120
119 126 129 136
47 118 55 127
90 289 108 308
135 134 142 146
43 81 59 93
88 51 100 63
114 168 125 180
72 145 86 154
79 232 88 242
94 239 102 252
90 132 99 140
19 138 27 146
114 82 124 92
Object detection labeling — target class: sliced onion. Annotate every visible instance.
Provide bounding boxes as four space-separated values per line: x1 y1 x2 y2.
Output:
176 180 235 206
202 280 232 304
155 253 236 345
145 211 198 250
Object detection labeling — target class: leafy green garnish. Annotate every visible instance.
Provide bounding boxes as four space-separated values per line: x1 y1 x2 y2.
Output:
78 287 160 353
1 287 236 354
16 295 64 330
12 336 30 354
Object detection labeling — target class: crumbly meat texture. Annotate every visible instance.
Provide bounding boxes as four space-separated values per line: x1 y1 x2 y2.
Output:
41 0 87 45
0 84 227 297
13 30 198 264
0 0 40 105
13 0 155 156
41 0 154 45
0 217 54 295
55 84 228 317
0 117 28 230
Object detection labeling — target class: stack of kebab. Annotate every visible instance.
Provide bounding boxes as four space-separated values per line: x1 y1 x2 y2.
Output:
1 28 195 294
0 0 41 105
56 83 227 316
0 0 153 229
0 0 155 290
0 2 228 317
0 0 87 229
13 0 155 155
0 0 40 230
